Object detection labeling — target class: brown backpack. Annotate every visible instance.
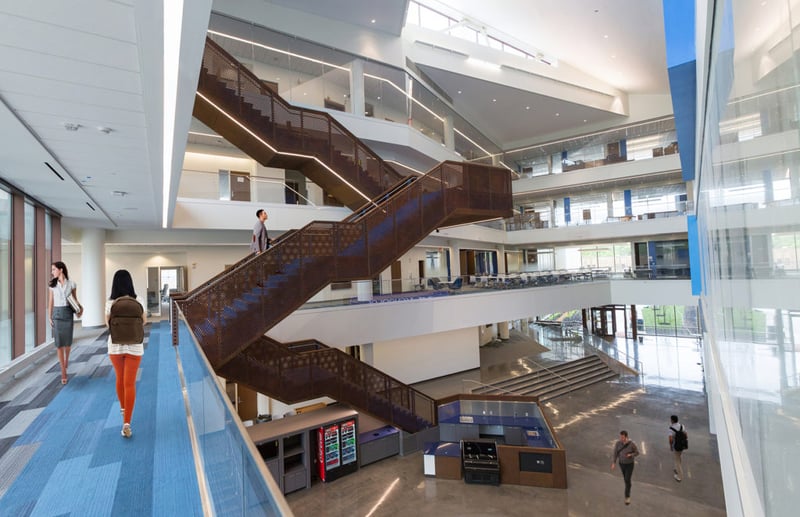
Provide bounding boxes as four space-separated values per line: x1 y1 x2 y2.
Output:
109 296 144 344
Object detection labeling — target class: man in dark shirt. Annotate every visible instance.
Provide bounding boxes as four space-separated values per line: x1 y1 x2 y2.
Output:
251 209 269 254
611 430 640 505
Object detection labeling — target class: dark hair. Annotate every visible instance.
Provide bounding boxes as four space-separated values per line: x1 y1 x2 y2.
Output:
670 415 679 423
49 261 69 288
619 430 628 437
256 209 265 218
109 269 137 299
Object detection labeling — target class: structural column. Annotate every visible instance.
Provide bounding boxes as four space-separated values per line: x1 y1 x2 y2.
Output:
81 228 106 328
355 279 372 302
349 59 365 117
443 114 455 151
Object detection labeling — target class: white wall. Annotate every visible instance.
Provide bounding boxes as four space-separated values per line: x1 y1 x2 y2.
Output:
371 327 479 384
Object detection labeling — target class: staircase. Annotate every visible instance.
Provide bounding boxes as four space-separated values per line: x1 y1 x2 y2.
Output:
175 39 513 433
195 37 406 210
470 355 617 401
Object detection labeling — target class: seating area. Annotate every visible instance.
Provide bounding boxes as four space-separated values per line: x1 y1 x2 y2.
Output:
471 268 606 290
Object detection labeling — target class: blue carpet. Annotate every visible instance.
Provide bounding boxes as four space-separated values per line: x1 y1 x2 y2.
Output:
0 321 202 517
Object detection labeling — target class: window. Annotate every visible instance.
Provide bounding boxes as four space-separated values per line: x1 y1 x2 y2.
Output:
0 188 10 366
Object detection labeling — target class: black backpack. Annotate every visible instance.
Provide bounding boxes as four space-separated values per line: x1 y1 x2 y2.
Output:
672 424 688 451
109 296 144 344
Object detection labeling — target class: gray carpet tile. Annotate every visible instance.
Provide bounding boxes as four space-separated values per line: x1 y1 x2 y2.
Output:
0 408 45 440
0 436 17 461
24 377 63 409
0 442 40 498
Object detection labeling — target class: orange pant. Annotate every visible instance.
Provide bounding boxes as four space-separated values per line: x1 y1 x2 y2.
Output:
110 354 142 425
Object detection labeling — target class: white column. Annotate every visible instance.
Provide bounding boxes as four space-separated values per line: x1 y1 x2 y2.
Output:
498 321 510 340
443 114 455 150
80 228 106 328
607 192 614 219
349 59 365 116
356 280 373 302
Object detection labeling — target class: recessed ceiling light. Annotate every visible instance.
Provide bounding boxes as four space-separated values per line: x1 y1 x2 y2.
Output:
97 126 113 134
603 34 609 39
611 54 616 59
371 19 376 23
377 96 381 100
555 113 560 117
525 106 530 110
492 99 497 102
583 119 587 123
457 90 462 94
63 122 81 131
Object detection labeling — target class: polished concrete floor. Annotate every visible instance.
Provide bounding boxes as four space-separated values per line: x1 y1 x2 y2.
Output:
286 326 726 516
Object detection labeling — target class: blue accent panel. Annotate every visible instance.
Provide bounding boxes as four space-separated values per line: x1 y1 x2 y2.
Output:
560 150 567 161
662 0 695 67
446 248 451 279
564 197 571 224
624 190 632 216
619 139 627 159
491 252 498 275
687 215 702 295
668 60 697 182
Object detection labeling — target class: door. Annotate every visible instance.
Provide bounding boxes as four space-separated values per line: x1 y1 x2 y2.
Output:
391 261 402 294
230 171 251 202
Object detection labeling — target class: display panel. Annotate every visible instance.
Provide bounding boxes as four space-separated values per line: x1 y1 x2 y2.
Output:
324 424 341 471
340 419 357 465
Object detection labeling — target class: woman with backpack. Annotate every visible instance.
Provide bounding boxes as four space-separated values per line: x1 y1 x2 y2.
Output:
106 269 146 439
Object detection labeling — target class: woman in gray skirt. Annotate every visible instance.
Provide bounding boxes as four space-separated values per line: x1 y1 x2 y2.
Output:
48 261 83 384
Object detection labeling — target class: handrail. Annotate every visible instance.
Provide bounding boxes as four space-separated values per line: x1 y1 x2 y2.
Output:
524 357 573 389
461 379 517 396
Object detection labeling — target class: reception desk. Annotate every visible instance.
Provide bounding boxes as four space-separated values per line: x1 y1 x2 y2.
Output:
435 394 567 489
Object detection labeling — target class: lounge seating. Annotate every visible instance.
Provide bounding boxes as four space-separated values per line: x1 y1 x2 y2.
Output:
428 277 445 290
447 278 463 290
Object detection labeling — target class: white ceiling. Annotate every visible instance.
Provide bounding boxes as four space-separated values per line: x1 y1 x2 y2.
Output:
0 1 156 229
0 0 780 232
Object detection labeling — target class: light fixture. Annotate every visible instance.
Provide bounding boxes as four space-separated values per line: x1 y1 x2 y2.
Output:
97 126 113 134
64 122 81 131
112 190 128 197
371 19 376 23
492 98 496 102
525 106 530 110
555 113 560 116
466 57 500 70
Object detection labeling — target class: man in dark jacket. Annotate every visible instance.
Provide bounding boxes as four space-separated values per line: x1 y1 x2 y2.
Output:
611 430 640 505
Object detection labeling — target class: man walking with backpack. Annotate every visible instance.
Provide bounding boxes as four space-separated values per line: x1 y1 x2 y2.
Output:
669 415 688 482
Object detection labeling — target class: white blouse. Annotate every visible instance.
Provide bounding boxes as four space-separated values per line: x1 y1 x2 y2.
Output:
51 279 77 307
105 296 146 356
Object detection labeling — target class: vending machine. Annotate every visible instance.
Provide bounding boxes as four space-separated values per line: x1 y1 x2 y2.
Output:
317 418 359 482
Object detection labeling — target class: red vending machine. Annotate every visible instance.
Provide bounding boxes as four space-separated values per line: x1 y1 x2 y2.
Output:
317 418 358 482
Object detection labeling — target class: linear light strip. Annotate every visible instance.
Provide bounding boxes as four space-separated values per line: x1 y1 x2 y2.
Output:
195 92 375 205
163 0 185 228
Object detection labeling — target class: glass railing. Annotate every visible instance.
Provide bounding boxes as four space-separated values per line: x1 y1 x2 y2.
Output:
501 117 679 176
173 314 292 516
207 12 501 163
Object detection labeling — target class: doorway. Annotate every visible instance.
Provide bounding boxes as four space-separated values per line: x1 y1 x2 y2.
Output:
146 265 188 318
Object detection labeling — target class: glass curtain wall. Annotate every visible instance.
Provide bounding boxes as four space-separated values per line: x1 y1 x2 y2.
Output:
697 1 800 515
0 188 10 365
